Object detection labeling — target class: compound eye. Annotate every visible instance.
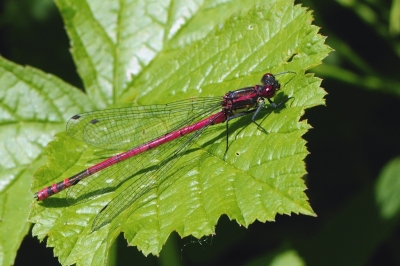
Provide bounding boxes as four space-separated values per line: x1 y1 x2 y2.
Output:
261 73 274 84
263 84 276 97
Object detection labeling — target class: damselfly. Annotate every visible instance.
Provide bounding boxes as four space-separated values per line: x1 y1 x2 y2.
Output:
35 72 293 231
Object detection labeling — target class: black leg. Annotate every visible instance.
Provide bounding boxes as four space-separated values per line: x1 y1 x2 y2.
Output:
251 100 268 133
272 96 294 108
252 96 293 132
222 96 293 159
223 120 229 159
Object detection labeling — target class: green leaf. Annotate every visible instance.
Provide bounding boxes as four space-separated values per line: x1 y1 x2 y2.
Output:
246 248 305 266
375 157 400 219
390 0 400 35
29 0 331 265
0 57 93 265
57 0 274 108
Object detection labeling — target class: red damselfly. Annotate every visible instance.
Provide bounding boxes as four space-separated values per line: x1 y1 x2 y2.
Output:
35 72 293 231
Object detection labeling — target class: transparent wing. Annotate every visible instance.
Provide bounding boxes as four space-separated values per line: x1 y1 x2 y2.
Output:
66 97 221 150
90 111 225 231
65 99 222 211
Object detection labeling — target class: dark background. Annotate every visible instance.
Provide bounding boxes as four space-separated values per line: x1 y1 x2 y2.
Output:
1 0 400 265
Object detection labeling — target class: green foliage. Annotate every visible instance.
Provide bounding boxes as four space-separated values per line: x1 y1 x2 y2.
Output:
313 0 400 96
29 0 328 264
0 57 92 266
0 0 332 265
1 0 398 265
376 157 400 219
